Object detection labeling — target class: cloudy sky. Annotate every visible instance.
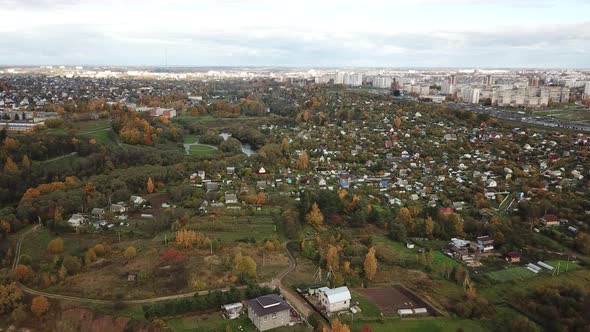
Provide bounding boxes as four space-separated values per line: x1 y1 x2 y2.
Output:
1 0 589 67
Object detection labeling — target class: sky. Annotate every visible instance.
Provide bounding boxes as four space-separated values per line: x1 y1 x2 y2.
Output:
1 0 589 68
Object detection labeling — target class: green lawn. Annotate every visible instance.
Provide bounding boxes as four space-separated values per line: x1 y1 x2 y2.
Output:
486 267 536 282
350 318 488 332
79 129 117 146
183 134 199 144
187 216 278 242
188 144 217 156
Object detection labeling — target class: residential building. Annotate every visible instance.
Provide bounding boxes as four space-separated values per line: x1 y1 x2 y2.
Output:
441 82 455 95
334 72 345 85
462 88 480 104
373 77 392 89
318 286 351 312
584 82 590 98
246 294 292 331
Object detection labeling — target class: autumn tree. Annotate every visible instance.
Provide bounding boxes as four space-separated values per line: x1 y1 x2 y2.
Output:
424 217 434 238
47 238 64 255
124 246 137 259
176 229 198 248
0 220 10 236
397 207 415 234
305 203 324 229
192 279 207 292
0 282 23 315
575 232 590 255
22 155 30 170
363 246 378 281
3 157 19 175
296 152 309 171
256 192 266 205
394 116 402 128
326 245 339 272
233 252 257 278
147 177 154 193
14 265 31 281
30 296 49 317
280 137 289 154
331 319 351 332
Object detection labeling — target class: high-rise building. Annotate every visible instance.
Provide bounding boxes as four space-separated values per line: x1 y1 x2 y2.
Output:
462 88 480 104
584 83 590 98
373 77 392 89
334 72 344 85
483 75 495 86
344 73 362 87
441 82 455 95
528 77 540 87
449 75 457 85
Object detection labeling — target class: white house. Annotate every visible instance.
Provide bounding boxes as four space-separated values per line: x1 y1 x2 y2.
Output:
318 286 351 313
67 213 85 227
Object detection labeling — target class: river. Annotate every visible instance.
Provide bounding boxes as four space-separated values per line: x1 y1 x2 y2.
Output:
219 133 256 156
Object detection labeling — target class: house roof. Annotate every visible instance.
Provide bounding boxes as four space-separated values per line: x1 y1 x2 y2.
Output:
320 286 351 304
247 294 291 317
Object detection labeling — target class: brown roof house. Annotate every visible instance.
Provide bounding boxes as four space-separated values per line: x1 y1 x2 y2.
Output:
247 294 293 331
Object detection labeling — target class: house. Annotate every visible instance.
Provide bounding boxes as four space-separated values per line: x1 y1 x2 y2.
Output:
246 294 292 331
110 204 126 214
67 213 85 227
227 167 236 175
225 193 239 204
130 195 146 205
505 252 521 263
317 286 351 313
475 236 494 253
541 214 560 226
91 208 105 217
206 182 220 192
221 302 243 320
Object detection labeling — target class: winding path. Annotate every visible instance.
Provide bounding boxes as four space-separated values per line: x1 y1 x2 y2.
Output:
12 226 314 316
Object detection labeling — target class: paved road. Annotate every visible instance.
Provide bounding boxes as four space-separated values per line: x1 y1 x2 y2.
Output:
12 226 314 315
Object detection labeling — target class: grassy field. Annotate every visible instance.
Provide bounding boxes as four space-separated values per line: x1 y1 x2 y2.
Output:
183 134 199 144
166 312 308 332
188 144 217 156
532 107 590 125
486 267 537 282
78 129 117 146
349 318 488 332
187 215 278 242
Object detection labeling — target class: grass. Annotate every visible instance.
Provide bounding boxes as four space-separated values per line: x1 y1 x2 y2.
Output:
486 267 536 282
351 291 382 318
183 134 199 144
188 144 217 156
79 129 117 146
350 318 489 332
187 215 278 242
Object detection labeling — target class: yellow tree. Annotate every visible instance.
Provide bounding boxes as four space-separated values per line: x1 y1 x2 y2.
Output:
124 246 137 259
363 247 378 280
147 177 154 193
233 252 257 278
305 203 324 228
47 238 64 255
424 217 434 238
176 229 198 248
3 157 19 175
326 245 339 272
31 296 49 317
397 207 415 234
394 116 402 128
280 137 289 154
22 155 31 170
296 152 309 171
331 319 351 332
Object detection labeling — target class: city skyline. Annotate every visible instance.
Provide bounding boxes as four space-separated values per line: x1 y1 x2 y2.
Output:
1 0 589 68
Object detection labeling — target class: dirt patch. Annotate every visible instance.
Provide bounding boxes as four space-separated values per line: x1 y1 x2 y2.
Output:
356 286 435 316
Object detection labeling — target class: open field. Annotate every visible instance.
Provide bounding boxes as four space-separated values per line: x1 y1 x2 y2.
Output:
532 107 590 125
187 215 279 242
19 220 288 300
485 267 536 282
165 312 308 332
350 318 489 332
188 144 217 156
